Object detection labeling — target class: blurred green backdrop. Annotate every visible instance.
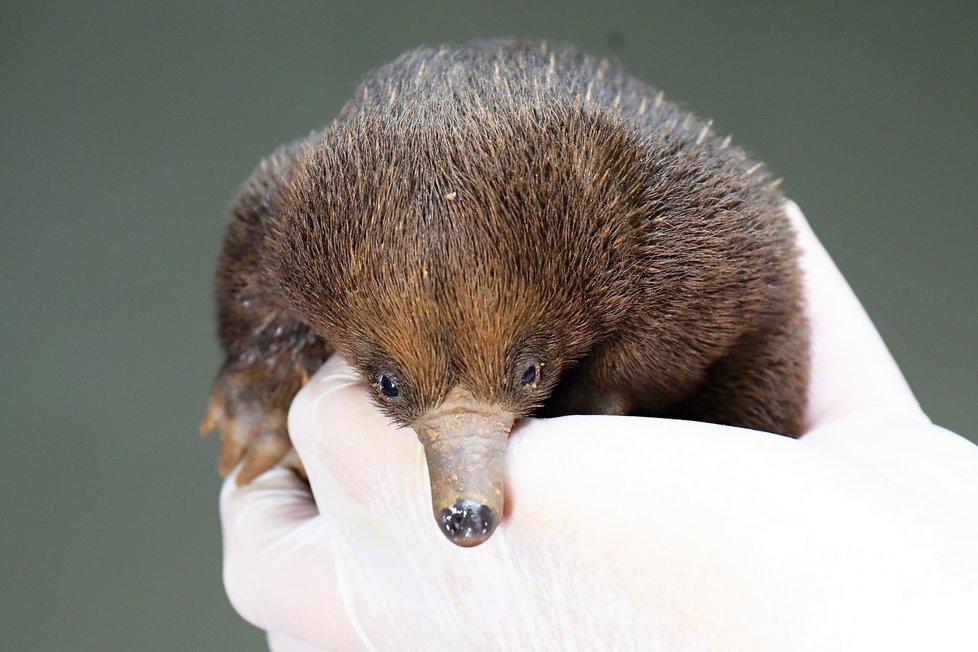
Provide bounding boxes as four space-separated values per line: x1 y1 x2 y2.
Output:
2 1 975 649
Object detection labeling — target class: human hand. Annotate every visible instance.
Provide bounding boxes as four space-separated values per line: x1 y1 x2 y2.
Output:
220 202 978 651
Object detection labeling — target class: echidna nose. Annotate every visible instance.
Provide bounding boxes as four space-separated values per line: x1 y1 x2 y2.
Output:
439 499 496 546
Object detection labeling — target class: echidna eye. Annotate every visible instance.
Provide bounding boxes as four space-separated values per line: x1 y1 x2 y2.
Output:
520 364 538 387
378 372 400 399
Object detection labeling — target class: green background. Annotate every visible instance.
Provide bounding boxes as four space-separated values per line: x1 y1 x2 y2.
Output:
2 1 975 649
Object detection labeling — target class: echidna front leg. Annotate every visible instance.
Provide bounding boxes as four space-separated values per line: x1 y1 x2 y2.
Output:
201 319 331 484
665 315 809 437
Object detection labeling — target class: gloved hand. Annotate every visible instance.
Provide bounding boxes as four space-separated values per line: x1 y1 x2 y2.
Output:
220 202 978 651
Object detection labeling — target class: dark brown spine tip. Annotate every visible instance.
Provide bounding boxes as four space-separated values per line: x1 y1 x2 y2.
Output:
439 499 497 547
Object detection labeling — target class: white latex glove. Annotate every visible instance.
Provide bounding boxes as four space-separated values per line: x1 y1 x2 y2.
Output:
220 202 978 651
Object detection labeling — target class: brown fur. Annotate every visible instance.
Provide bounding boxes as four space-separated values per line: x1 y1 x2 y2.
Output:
203 40 809 487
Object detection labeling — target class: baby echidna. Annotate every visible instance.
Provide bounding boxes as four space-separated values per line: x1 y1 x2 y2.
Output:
202 40 809 547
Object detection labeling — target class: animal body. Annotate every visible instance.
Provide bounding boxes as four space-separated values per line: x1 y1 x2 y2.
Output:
201 40 809 547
